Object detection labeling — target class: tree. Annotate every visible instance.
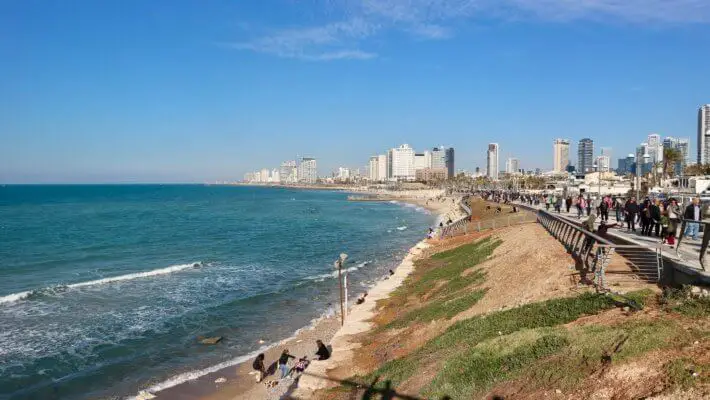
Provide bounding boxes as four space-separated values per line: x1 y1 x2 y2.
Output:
685 163 710 176
662 148 682 178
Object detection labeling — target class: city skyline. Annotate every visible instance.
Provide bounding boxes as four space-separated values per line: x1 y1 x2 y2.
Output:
3 1 710 183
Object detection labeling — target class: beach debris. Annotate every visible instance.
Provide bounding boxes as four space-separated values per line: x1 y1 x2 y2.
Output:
258 339 265 344
214 377 227 383
136 390 156 400
199 336 223 345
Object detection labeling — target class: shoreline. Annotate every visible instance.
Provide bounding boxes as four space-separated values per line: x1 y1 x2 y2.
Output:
136 192 459 400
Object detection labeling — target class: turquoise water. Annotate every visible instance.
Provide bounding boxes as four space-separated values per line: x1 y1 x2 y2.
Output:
0 185 434 400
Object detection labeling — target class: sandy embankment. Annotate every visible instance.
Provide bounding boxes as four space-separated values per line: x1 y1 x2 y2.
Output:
150 191 463 400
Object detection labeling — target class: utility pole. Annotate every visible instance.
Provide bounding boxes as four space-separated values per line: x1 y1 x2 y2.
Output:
334 253 348 326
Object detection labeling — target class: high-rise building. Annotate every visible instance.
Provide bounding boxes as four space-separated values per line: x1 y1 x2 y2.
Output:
647 134 663 164
445 147 455 178
430 146 453 178
390 144 416 181
664 137 690 175
487 143 499 180
337 167 351 181
413 152 432 171
505 158 520 174
553 139 570 172
577 138 594 174
636 143 652 175
377 154 388 181
279 161 297 183
595 155 610 172
698 105 710 164
297 158 317 183
368 156 379 181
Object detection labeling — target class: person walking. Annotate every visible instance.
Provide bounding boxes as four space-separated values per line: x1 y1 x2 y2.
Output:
565 196 572 213
555 196 563 213
613 196 622 222
586 195 592 216
624 198 639 232
640 199 651 235
599 198 609 222
649 199 662 237
683 197 704 241
577 196 585 219
278 349 296 379
666 198 682 247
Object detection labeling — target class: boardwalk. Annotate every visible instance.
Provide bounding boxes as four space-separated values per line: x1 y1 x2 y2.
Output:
516 200 710 285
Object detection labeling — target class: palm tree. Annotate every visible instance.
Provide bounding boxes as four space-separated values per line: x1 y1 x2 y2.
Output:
662 148 682 178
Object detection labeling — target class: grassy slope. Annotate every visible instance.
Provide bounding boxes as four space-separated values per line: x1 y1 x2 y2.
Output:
327 234 710 400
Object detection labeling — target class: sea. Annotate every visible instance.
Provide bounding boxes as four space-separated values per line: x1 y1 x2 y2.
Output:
0 185 435 400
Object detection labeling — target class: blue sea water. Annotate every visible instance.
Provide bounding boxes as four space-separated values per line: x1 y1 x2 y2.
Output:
0 185 434 400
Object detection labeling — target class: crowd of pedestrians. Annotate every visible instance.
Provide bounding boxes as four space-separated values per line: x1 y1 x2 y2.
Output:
483 190 706 248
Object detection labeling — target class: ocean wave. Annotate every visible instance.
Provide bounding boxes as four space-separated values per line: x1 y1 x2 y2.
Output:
303 261 371 282
396 226 408 231
0 262 203 305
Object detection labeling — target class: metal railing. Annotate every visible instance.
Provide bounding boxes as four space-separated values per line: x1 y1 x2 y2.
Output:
536 210 663 290
677 219 710 270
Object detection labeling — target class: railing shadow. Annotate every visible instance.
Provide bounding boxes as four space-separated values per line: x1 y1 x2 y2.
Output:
279 371 451 400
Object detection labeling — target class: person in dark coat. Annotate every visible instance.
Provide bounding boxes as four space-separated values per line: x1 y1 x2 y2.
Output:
565 197 572 213
649 200 662 237
624 198 639 232
252 353 266 382
315 340 330 360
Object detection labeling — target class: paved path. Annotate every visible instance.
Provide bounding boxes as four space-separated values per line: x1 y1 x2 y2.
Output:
514 201 710 281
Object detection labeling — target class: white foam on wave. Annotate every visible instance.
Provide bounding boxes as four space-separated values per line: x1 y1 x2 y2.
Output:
303 261 371 282
396 226 408 231
0 290 32 305
68 262 202 289
0 262 203 306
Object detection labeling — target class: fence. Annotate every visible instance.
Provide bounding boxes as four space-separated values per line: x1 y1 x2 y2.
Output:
438 211 538 239
677 219 710 271
536 210 663 290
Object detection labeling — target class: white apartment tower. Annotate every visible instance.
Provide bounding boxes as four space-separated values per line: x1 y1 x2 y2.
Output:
377 154 388 181
390 144 416 181
487 143 499 180
699 105 710 164
553 139 570 172
647 133 663 164
297 158 317 183
595 155 610 172
505 158 519 175
368 156 379 181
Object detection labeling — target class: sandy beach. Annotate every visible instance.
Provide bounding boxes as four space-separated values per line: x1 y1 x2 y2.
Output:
140 190 464 400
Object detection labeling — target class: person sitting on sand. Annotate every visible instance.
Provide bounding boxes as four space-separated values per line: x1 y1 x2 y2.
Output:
315 340 331 360
252 353 266 383
278 349 295 378
356 292 367 305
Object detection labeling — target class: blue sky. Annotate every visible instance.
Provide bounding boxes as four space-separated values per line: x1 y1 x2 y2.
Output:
2 0 710 183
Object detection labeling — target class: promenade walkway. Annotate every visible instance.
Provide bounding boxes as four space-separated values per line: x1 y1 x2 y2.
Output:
516 201 710 285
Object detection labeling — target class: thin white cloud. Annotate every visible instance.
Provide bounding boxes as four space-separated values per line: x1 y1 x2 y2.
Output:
230 0 710 61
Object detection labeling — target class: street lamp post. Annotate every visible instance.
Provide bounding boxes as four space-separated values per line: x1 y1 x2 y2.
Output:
635 153 650 200
334 253 348 326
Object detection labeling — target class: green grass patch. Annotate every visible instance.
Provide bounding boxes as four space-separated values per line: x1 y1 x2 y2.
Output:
662 286 710 317
426 334 569 399
385 289 487 329
381 237 499 330
404 237 500 297
366 292 618 389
